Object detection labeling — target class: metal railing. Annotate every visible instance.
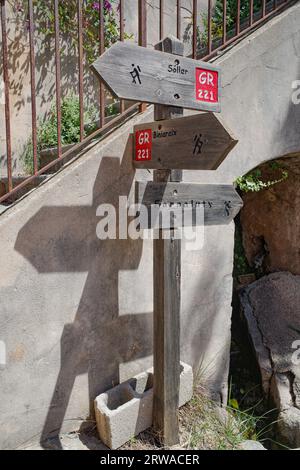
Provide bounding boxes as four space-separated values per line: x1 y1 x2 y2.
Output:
0 0 294 204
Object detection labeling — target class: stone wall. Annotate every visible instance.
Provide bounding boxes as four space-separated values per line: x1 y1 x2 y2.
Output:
240 272 300 448
240 156 300 275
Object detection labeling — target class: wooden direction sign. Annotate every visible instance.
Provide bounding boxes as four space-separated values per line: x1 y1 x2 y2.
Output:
137 182 243 228
91 41 221 113
133 113 237 170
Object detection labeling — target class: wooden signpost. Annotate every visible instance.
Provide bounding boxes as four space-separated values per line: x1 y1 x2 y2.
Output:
136 183 243 228
92 35 241 448
91 41 221 113
151 37 183 447
133 113 237 170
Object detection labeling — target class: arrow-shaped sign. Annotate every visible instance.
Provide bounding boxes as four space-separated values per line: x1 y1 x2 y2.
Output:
91 42 221 113
136 182 243 228
133 113 237 170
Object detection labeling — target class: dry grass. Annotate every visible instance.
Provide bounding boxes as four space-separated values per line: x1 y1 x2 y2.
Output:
122 384 262 451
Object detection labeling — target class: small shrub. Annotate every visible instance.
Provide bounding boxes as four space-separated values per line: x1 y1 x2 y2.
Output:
22 95 97 174
235 167 288 193
194 1 266 50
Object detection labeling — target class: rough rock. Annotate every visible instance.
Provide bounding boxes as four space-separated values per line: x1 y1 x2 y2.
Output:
239 440 266 450
277 408 300 449
240 272 300 448
240 157 300 275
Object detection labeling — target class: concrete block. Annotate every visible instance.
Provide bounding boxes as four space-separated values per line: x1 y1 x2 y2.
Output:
146 362 194 408
179 362 194 407
94 371 153 450
94 362 193 449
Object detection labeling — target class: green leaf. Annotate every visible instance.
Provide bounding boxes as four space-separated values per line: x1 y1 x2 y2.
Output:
229 398 239 410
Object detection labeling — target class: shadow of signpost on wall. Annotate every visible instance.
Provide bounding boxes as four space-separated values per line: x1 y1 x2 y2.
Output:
14 137 153 449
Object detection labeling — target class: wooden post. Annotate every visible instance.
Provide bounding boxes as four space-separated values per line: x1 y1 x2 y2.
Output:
153 36 183 447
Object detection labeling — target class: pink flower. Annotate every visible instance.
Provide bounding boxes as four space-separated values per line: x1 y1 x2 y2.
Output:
104 1 112 11
92 1 112 11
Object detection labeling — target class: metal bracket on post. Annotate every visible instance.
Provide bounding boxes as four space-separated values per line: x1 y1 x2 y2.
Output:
153 35 184 447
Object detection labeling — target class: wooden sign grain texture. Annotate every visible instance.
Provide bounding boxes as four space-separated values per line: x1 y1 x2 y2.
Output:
137 182 243 227
91 41 221 112
133 113 237 170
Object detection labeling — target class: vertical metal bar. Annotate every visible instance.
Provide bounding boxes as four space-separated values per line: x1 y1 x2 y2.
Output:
99 0 105 128
159 0 164 41
54 0 62 158
138 0 147 113
138 0 147 47
177 0 181 40
236 0 241 35
262 0 266 17
208 0 212 55
78 0 84 142
274 0 277 11
1 0 12 191
119 0 124 41
223 0 227 44
28 0 38 174
119 0 125 114
192 0 197 59
250 0 254 26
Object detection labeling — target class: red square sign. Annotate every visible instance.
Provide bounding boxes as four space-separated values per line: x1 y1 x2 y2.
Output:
195 68 219 104
135 129 152 161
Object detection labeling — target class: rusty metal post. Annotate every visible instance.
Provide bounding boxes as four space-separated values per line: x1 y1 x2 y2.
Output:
1 0 12 191
54 0 62 158
138 0 147 113
99 0 105 128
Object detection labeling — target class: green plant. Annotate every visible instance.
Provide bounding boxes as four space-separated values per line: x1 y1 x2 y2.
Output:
106 101 119 117
22 94 97 174
12 0 132 64
195 1 264 50
227 378 279 445
198 14 223 48
213 0 262 33
235 167 288 193
180 386 271 450
226 404 273 443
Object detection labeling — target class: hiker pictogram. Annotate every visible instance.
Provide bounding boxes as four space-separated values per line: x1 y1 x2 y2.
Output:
130 64 142 85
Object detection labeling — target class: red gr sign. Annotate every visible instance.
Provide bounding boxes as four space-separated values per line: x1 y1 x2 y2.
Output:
135 129 152 161
195 68 219 104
